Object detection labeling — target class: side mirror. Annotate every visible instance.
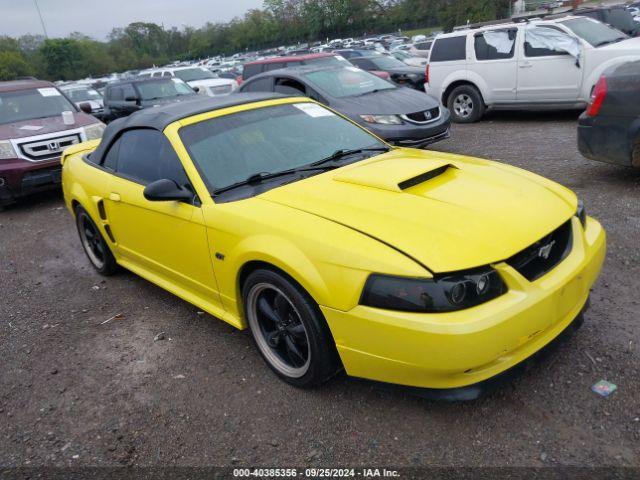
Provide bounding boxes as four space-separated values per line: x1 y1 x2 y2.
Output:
78 102 92 114
143 179 193 202
192 86 200 93
124 95 140 104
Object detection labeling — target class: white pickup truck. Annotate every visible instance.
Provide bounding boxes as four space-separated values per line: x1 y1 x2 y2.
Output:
425 16 640 122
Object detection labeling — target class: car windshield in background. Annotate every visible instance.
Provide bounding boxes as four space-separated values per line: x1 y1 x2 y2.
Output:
173 68 215 82
0 88 76 125
136 79 195 100
64 88 102 102
369 56 409 69
180 102 385 193
303 67 395 98
305 56 346 68
560 18 628 46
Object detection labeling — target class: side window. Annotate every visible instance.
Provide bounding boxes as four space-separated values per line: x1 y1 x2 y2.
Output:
162 71 172 77
109 87 123 101
416 41 432 51
102 137 120 170
115 129 190 187
274 78 306 95
430 36 467 62
242 63 261 79
263 62 286 72
524 27 572 57
242 77 273 92
474 29 516 60
122 84 136 100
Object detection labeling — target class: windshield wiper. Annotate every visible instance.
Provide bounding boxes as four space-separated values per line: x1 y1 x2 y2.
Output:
310 146 390 166
212 164 342 196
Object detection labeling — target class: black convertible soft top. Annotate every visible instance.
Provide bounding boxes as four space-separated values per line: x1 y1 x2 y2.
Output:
89 92 287 164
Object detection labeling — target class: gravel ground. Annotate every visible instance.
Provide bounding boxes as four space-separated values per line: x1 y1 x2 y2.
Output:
1 111 639 470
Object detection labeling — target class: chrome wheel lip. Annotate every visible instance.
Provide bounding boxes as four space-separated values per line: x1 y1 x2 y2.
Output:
78 213 105 269
453 93 473 118
247 283 311 378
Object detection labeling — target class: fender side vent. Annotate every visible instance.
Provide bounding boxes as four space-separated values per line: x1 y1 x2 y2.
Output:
104 225 116 244
97 200 107 221
398 164 456 190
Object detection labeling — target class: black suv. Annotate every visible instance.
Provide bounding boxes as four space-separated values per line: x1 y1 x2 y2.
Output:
103 77 197 122
574 6 640 37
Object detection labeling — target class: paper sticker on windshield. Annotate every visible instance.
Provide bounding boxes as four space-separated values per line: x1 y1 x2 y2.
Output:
294 103 334 118
38 88 61 97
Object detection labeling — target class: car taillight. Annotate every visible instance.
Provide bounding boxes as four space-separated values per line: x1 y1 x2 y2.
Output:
425 64 430 84
586 75 607 117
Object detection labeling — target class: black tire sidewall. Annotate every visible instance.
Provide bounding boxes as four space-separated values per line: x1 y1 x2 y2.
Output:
242 269 340 388
74 205 118 276
448 85 485 123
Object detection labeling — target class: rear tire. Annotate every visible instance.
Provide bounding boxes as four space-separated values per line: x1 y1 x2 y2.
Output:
75 205 118 276
447 85 486 123
242 268 341 388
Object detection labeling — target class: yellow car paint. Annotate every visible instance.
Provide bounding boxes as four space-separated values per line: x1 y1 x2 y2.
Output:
61 96 606 390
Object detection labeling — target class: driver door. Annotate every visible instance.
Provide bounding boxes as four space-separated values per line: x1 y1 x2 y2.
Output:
103 128 223 309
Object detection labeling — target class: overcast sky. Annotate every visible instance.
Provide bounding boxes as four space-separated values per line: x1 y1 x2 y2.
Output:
0 0 264 40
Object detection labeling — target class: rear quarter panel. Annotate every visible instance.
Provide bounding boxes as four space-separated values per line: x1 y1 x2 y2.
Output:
60 139 103 217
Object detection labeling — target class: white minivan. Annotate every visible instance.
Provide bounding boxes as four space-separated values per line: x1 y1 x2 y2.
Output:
425 16 640 122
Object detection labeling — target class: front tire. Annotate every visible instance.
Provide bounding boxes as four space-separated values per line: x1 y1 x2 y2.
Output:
447 85 485 123
242 269 341 388
75 205 118 276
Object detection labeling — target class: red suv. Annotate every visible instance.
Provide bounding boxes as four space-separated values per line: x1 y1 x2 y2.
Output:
242 53 347 82
0 79 105 208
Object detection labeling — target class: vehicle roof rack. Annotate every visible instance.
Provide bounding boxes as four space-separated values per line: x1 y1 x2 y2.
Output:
452 5 574 31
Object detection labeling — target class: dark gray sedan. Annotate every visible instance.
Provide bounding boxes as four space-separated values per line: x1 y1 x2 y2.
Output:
239 65 450 148
578 60 640 167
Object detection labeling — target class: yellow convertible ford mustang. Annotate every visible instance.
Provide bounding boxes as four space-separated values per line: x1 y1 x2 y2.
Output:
61 93 605 399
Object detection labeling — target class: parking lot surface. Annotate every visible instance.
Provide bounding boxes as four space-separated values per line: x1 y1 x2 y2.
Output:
1 111 639 468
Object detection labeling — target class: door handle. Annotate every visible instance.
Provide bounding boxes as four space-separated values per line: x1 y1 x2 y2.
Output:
519 63 533 69
109 192 121 202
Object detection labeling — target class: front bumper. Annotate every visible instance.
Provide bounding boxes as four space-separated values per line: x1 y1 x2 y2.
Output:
0 157 62 206
321 216 606 391
361 108 451 148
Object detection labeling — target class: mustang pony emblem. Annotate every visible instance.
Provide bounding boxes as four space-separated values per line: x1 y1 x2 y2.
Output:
538 240 556 260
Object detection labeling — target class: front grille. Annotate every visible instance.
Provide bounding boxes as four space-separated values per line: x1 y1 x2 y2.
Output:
506 220 573 281
403 107 440 124
18 133 81 161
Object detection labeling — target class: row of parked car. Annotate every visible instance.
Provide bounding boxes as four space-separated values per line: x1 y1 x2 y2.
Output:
1 9 639 209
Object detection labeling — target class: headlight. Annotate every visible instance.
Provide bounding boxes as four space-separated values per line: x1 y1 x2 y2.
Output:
359 114 403 125
84 123 106 141
360 269 506 313
0 140 17 160
576 200 586 228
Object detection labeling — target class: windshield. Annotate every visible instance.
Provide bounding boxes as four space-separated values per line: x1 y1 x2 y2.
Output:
370 56 409 69
63 87 102 102
0 88 76 125
560 18 628 47
136 79 195 100
304 67 395 98
173 68 215 82
179 102 385 193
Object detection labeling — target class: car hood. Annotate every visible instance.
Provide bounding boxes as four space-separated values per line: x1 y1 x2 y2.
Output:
598 36 640 51
0 112 96 140
333 87 439 115
259 149 576 273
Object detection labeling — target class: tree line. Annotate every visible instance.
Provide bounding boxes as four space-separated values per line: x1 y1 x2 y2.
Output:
0 0 510 82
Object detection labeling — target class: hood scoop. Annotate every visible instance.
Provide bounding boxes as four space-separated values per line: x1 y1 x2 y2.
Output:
398 164 457 190
333 157 457 192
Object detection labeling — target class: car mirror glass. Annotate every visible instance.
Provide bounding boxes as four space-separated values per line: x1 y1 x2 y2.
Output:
143 179 193 203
